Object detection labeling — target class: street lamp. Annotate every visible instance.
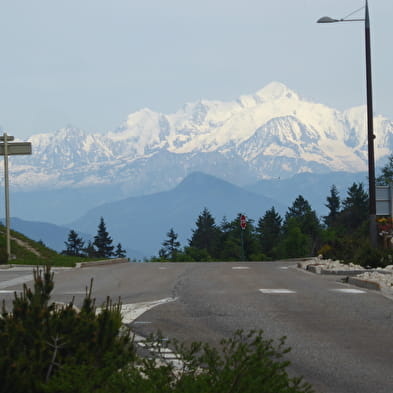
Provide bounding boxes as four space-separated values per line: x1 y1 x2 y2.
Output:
317 0 377 247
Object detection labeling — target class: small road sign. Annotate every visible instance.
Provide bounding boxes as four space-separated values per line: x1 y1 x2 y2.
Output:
240 214 247 230
0 142 32 156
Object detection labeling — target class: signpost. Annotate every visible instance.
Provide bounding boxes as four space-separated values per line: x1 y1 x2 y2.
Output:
0 133 32 259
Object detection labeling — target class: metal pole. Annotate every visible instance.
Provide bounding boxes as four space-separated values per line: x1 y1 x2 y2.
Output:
3 133 11 259
364 0 377 247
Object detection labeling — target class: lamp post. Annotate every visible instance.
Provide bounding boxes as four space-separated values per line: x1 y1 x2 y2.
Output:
317 0 377 247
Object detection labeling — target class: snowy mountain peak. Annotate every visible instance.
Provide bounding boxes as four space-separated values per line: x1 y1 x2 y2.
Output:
8 82 393 193
254 81 299 102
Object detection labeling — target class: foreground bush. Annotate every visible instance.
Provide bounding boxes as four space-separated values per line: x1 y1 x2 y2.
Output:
0 266 314 393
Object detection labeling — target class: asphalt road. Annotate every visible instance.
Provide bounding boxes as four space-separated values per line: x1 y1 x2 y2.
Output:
1 261 392 393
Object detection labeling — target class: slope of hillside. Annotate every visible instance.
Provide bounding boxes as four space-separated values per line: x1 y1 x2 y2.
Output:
69 172 285 258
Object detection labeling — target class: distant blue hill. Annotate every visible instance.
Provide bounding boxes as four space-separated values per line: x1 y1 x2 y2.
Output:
69 172 285 258
7 171 369 259
8 217 86 253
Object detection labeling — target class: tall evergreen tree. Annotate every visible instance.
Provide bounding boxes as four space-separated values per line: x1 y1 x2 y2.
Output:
324 185 341 228
284 195 321 255
62 230 85 256
256 207 282 257
159 228 181 261
339 182 369 230
93 217 114 258
189 208 221 257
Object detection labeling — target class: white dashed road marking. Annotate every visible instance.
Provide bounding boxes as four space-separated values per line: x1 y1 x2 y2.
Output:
232 266 250 270
330 288 366 294
259 289 296 294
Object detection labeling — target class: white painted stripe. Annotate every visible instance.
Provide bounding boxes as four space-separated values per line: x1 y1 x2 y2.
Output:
96 297 177 324
0 290 20 294
330 288 366 294
0 275 34 289
232 266 250 270
279 266 289 270
259 289 296 294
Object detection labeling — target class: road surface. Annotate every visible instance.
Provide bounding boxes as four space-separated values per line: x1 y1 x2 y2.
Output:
1 261 392 393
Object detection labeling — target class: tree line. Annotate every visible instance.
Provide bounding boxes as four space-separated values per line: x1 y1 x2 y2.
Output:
62 217 126 259
156 175 392 266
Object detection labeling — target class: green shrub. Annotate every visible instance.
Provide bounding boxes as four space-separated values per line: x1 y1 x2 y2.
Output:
353 244 393 269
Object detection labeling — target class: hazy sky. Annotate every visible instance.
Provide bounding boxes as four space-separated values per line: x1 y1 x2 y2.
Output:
0 0 392 138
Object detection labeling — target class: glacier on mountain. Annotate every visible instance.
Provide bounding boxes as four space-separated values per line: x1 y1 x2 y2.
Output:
4 81 393 193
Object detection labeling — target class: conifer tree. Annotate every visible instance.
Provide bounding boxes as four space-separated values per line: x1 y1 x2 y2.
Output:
324 185 341 228
115 243 127 258
63 229 85 256
189 207 221 257
284 196 321 255
159 228 180 261
93 217 114 258
256 207 282 257
339 182 369 230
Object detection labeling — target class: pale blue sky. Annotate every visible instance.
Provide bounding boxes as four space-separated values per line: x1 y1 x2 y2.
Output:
0 0 392 138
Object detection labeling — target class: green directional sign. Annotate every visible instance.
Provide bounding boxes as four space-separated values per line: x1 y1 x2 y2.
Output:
0 142 32 155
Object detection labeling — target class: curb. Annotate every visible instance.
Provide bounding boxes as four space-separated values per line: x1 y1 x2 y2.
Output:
76 258 129 268
348 277 381 291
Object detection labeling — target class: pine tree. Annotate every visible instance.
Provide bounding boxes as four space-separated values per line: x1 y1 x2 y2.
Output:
62 230 85 256
115 243 127 258
189 208 221 257
284 195 321 255
324 185 341 228
159 228 180 261
339 182 369 230
93 217 114 258
83 240 97 258
256 207 282 257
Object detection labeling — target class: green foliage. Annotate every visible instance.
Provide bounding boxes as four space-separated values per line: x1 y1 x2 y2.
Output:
93 217 115 259
159 228 181 261
279 219 310 258
338 182 369 231
189 207 221 257
0 266 135 393
353 243 393 269
104 330 314 393
324 185 341 228
115 243 127 258
376 153 393 185
62 230 85 257
0 246 7 264
256 207 282 258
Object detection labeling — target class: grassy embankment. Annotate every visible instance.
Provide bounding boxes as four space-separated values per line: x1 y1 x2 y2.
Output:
0 224 96 267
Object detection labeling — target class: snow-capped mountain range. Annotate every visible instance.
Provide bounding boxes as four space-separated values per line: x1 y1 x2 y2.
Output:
6 82 393 194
